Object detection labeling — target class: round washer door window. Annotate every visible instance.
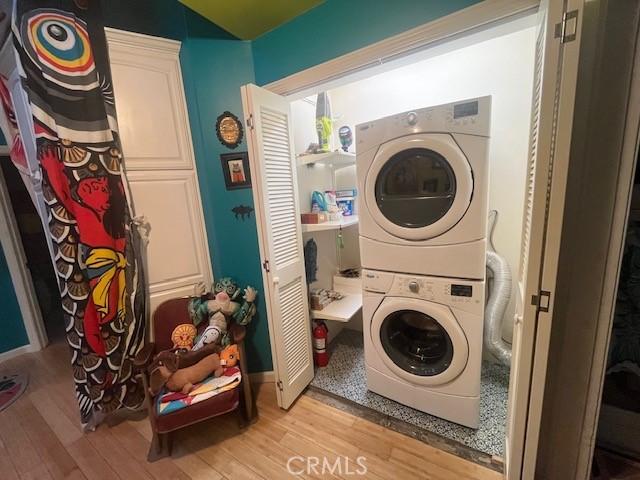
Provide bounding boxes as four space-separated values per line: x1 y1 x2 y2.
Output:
371 297 468 386
365 134 473 241
380 309 454 377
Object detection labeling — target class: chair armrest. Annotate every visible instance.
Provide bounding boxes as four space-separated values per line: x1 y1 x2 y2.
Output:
133 342 156 372
229 323 246 344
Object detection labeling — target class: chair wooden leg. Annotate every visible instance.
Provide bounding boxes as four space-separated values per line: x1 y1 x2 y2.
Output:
148 431 163 462
163 432 173 457
147 432 171 462
238 342 254 422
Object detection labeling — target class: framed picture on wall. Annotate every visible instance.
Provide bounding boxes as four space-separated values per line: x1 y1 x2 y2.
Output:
221 152 251 190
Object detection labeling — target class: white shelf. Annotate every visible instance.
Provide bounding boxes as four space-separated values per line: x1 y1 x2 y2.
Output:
311 293 362 322
297 150 356 168
301 215 358 233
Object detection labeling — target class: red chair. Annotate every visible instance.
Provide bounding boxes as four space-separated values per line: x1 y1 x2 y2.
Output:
134 297 254 460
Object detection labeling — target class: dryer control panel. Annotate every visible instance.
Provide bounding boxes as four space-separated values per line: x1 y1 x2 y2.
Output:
363 269 484 314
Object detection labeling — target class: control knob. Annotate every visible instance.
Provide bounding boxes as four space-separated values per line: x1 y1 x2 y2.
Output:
408 281 419 293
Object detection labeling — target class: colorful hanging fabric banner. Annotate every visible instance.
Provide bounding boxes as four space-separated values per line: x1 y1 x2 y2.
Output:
0 0 146 426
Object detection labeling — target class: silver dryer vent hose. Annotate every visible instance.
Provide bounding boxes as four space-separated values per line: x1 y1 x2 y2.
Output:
485 210 512 366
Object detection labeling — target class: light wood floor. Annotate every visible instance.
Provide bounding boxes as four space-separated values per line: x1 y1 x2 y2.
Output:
0 341 501 480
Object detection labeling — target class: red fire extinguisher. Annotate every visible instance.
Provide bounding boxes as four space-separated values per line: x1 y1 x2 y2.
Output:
313 321 329 367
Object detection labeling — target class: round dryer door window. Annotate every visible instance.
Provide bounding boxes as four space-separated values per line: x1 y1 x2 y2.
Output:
365 134 473 241
371 297 468 386
375 148 456 229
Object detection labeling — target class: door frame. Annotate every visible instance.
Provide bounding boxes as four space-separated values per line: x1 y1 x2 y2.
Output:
253 1 587 478
0 147 48 358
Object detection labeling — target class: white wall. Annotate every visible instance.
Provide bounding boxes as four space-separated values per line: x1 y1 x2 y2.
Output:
325 25 536 342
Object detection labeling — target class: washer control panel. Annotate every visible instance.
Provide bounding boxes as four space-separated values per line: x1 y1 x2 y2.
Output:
363 269 484 313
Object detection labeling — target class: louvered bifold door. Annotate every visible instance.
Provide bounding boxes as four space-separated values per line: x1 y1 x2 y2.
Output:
505 0 583 479
241 84 314 409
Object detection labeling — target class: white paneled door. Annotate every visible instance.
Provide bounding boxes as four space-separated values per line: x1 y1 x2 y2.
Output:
505 1 583 479
241 84 314 409
106 29 213 316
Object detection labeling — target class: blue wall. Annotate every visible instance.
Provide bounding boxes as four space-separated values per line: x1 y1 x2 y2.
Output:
0 244 28 354
252 0 482 85
180 39 272 373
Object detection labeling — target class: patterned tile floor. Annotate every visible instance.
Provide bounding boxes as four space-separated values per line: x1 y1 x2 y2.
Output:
310 329 510 457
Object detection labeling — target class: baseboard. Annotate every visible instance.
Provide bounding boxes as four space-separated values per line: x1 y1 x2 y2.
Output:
0 344 36 364
249 370 275 383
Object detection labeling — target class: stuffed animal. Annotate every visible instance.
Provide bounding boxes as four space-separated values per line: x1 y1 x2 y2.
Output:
220 344 239 367
156 353 224 395
188 278 259 350
171 324 197 349
213 277 258 326
192 311 227 351
149 343 222 395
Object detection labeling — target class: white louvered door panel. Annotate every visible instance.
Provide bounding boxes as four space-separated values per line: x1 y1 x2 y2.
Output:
506 1 583 478
241 84 313 409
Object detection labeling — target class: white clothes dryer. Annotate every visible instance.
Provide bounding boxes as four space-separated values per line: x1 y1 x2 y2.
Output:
356 97 491 280
363 269 484 428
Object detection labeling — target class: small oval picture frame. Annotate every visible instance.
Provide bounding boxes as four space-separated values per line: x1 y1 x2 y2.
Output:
216 111 243 149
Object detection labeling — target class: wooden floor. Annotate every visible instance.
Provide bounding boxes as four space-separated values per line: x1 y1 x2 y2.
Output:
0 342 501 480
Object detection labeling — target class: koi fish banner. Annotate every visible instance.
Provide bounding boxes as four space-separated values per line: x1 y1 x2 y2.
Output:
0 0 146 426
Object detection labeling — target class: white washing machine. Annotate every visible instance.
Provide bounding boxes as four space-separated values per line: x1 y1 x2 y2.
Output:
363 269 484 428
357 97 491 280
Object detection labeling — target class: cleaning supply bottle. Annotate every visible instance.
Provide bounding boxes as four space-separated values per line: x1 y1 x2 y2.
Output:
315 92 333 152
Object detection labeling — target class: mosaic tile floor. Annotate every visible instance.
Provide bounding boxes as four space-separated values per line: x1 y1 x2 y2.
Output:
310 329 510 457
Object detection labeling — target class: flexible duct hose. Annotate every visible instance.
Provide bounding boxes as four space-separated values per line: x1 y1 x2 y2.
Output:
485 211 512 366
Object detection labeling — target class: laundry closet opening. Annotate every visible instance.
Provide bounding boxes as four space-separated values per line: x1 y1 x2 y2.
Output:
244 12 538 471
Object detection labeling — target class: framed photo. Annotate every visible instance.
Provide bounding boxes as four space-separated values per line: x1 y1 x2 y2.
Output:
221 152 251 190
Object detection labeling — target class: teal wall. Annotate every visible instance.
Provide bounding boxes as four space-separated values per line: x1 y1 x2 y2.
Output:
0 130 23 355
0 244 28 354
251 0 482 85
180 39 272 373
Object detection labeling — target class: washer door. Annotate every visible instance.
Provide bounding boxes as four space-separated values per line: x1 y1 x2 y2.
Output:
371 297 469 386
365 134 473 241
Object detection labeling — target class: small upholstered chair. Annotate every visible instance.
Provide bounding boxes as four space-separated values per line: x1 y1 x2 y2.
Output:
134 297 254 460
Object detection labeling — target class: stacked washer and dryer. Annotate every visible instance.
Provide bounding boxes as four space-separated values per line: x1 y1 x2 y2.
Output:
356 97 491 428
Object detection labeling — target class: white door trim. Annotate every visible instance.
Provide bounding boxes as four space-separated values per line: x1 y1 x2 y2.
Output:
264 0 539 97
0 151 47 352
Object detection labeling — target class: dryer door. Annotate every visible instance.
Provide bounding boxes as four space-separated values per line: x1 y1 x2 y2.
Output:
371 296 469 386
364 133 473 241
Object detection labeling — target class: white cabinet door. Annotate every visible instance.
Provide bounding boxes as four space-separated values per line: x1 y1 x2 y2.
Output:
106 29 213 316
241 83 313 409
505 1 583 478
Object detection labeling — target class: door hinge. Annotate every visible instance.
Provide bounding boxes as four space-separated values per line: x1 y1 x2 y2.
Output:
246 114 254 130
555 9 578 43
276 380 283 391
262 259 270 273
531 290 552 313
